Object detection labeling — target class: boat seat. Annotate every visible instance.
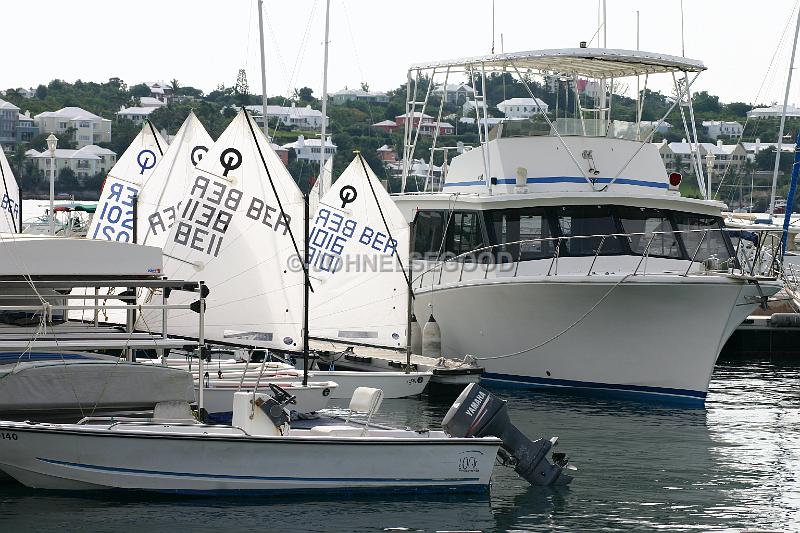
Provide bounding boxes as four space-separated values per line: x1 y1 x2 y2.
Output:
309 387 384 437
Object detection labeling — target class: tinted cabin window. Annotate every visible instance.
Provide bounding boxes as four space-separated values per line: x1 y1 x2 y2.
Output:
412 210 445 258
445 211 485 259
617 206 681 258
484 208 555 261
672 213 732 263
556 205 625 256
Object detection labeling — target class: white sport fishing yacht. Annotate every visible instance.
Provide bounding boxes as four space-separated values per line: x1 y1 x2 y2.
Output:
393 48 783 405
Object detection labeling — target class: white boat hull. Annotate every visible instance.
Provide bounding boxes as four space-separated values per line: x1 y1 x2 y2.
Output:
0 421 499 494
200 382 335 420
414 275 781 404
202 369 431 399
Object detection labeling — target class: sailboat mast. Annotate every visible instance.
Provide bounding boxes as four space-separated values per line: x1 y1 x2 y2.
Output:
303 194 310 386
319 0 331 198
257 0 269 135
770 6 800 216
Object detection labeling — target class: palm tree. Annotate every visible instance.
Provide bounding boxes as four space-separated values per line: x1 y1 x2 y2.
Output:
169 79 180 93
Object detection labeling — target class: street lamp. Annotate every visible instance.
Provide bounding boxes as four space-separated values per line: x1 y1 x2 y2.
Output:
46 133 57 236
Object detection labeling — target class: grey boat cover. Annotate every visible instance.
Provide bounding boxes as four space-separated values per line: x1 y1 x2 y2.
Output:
0 360 194 414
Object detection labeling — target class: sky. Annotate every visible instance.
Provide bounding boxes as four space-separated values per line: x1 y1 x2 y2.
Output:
3 0 800 106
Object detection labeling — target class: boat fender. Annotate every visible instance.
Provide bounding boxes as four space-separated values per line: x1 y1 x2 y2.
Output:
422 314 441 358
770 313 800 327
442 383 573 487
410 314 423 354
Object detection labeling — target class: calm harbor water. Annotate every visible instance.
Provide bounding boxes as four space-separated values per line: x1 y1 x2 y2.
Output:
1 360 798 532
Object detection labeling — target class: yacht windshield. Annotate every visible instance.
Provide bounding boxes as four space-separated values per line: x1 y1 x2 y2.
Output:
481 205 732 263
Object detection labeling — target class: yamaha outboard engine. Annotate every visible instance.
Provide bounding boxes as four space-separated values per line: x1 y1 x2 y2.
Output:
442 383 573 486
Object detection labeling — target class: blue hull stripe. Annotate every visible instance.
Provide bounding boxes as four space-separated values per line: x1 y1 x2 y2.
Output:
482 372 706 401
0 352 92 363
443 176 668 189
37 458 480 484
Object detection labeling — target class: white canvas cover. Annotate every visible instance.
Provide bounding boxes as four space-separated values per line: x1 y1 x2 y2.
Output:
88 121 168 242
138 111 213 248
140 110 305 349
0 148 21 233
309 155 409 348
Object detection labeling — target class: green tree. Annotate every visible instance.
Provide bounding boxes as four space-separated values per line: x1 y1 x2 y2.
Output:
34 84 47 99
755 146 793 172
692 91 721 114
295 87 315 104
725 102 752 118
130 83 151 98
57 167 79 191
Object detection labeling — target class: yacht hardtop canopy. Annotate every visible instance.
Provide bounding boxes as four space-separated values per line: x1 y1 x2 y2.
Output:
410 48 706 78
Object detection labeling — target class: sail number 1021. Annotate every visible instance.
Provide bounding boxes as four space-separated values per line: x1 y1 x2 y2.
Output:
1 432 18 441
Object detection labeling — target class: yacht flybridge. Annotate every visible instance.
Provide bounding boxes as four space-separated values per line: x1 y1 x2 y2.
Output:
393 48 783 404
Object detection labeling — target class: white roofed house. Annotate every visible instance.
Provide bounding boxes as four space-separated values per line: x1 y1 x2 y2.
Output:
432 83 476 104
244 103 329 130
657 140 746 179
34 107 112 148
139 97 167 108
282 135 337 162
747 104 800 119
116 106 157 126
418 121 455 136
702 120 743 139
639 120 672 135
740 138 796 161
462 99 487 115
496 97 549 119
0 98 20 151
331 88 389 105
26 145 117 178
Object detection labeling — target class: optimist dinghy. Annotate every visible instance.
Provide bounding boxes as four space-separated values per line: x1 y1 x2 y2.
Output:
0 383 573 493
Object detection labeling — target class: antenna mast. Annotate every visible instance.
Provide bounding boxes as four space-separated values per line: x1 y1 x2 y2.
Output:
770 6 800 215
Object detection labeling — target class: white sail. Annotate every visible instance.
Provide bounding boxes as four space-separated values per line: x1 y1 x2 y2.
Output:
88 121 168 242
309 156 333 214
309 154 409 348
0 149 21 233
142 110 305 349
138 111 213 248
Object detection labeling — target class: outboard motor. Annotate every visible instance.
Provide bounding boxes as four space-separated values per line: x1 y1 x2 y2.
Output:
442 383 573 486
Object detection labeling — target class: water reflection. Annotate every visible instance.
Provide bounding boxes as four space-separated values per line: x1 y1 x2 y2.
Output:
1 361 799 531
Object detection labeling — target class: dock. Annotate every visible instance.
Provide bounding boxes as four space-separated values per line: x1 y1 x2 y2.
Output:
309 338 483 388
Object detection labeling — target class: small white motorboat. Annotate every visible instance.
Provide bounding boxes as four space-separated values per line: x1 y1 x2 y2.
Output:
0 384 573 493
200 381 337 422
160 358 432 399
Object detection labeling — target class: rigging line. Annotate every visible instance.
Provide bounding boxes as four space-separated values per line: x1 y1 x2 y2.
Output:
474 274 634 360
262 0 318 139
146 119 165 157
0 160 18 233
244 0 255 71
341 1 375 125
356 154 410 287
243 108 314 292
713 0 800 200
